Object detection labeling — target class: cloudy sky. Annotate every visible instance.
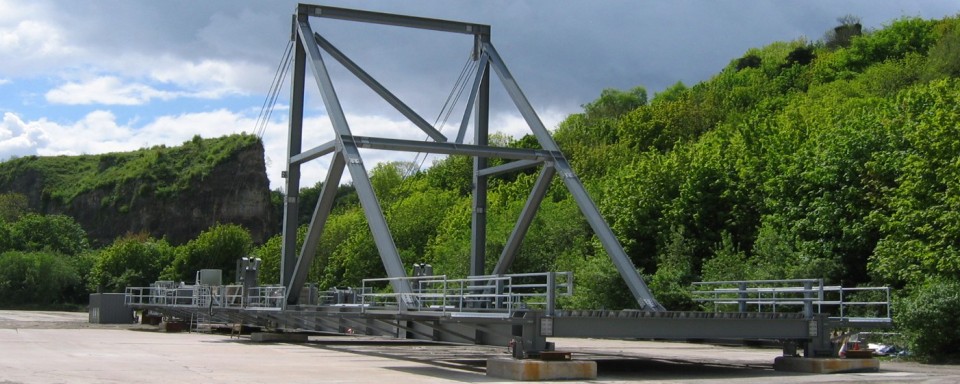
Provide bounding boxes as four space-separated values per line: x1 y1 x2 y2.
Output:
1 0 957 190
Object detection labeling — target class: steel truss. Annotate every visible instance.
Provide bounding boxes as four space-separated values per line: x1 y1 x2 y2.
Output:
280 3 663 311
126 4 881 361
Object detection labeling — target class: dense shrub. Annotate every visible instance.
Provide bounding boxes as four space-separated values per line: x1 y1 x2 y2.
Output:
0 251 80 306
162 223 252 283
7 213 89 256
895 278 960 361
89 234 175 293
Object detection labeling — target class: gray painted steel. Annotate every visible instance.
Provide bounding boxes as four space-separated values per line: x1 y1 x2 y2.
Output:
289 140 336 165
470 57 490 277
343 135 552 160
280 25 307 290
296 17 412 297
286 152 346 304
313 33 447 142
552 312 811 339
477 159 542 177
484 42 664 311
89 293 132 324
300 4 490 36
457 53 489 144
283 3 661 310
493 165 555 275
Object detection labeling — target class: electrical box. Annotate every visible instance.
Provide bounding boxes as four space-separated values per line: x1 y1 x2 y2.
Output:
197 269 222 286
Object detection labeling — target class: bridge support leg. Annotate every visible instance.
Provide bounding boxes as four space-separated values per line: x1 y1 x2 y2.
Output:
803 315 834 358
510 313 551 358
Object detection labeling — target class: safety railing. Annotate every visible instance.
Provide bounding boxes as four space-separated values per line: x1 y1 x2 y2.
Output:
359 272 573 316
246 286 285 309
691 279 891 325
125 284 283 310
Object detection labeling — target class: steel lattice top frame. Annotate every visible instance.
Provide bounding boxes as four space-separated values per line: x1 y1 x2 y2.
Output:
281 3 664 311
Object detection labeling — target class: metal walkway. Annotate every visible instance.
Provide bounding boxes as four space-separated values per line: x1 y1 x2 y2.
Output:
126 275 890 357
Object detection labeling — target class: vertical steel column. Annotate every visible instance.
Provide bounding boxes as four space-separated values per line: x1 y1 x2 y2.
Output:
297 17 411 296
469 43 490 277
281 13 308 290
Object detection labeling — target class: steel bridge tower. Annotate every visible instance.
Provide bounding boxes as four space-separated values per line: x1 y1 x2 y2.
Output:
279 3 664 311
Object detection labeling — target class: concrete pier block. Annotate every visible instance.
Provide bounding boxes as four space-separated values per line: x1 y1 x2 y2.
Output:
250 332 308 343
486 357 597 381
773 356 879 374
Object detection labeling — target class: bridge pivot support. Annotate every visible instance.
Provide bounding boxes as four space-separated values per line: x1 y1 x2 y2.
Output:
486 357 597 381
774 356 879 374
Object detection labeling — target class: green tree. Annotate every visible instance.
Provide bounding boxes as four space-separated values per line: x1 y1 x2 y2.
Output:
0 193 28 222
700 233 752 282
895 278 960 361
0 219 11 253
89 234 175 292
583 86 648 121
869 79 960 286
648 227 696 310
162 223 253 283
8 213 89 256
0 251 80 307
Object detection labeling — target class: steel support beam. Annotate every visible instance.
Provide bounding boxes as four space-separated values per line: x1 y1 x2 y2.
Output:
470 55 490 277
300 4 490 36
286 151 346 304
553 316 811 339
477 159 542 177
297 17 411 296
492 165 555 275
484 42 664 311
313 33 447 143
289 140 336 166
342 135 552 160
281 15 308 291
456 53 489 144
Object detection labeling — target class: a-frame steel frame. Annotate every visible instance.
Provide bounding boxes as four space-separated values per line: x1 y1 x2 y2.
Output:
281 3 664 311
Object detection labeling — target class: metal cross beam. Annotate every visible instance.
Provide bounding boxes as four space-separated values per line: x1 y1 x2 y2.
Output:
299 4 490 36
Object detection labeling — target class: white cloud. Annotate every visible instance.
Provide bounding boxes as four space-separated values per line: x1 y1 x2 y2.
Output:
148 57 266 98
0 1 78 74
0 78 9 85
45 76 178 105
0 112 49 159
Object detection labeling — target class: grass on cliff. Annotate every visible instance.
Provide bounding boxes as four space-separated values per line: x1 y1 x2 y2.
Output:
0 134 260 205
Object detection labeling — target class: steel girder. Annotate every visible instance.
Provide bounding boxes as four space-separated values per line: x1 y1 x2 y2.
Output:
282 3 663 311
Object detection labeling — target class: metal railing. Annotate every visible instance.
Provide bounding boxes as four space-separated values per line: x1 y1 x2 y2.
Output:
126 272 573 316
124 284 283 310
691 279 891 325
360 272 573 316
246 286 285 309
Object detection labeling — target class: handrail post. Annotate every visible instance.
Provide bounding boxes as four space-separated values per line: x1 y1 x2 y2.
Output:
546 271 556 317
803 280 813 318
738 282 747 312
839 286 844 320
885 286 891 319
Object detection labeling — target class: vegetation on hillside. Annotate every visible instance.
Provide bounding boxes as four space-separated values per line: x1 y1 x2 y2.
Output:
0 133 259 208
1 14 959 360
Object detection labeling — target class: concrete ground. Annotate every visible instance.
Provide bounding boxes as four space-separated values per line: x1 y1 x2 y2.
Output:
0 310 957 383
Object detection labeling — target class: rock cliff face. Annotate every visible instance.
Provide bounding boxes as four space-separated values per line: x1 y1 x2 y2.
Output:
0 135 277 246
